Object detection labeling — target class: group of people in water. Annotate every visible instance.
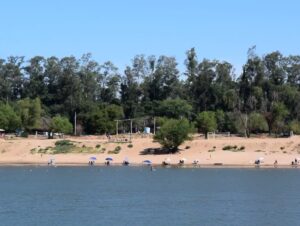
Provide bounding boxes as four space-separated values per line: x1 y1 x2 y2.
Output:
254 158 299 167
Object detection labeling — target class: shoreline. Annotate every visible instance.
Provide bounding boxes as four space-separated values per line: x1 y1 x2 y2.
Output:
0 161 299 169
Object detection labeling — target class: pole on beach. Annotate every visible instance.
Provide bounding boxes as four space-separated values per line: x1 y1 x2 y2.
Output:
74 111 77 136
153 117 156 135
116 120 119 137
130 119 132 141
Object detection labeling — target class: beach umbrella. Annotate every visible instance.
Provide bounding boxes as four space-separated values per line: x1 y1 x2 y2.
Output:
89 156 97 161
259 157 264 162
105 157 113 161
143 160 152 165
180 158 187 162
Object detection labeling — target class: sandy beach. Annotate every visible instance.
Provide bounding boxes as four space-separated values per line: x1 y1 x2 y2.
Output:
1 135 300 167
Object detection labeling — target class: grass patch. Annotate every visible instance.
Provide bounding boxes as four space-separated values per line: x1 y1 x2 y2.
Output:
223 145 245 152
208 149 215 152
283 151 287 154
30 148 37 154
108 146 122 154
31 140 103 155
255 150 265 152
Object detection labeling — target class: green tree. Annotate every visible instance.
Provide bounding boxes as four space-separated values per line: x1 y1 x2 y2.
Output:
196 111 217 139
154 118 192 152
50 116 73 134
264 102 289 135
85 104 124 134
16 98 42 131
248 112 268 134
157 98 192 119
0 103 21 131
289 120 300 134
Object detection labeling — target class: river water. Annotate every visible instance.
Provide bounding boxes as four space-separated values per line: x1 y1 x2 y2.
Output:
0 166 299 226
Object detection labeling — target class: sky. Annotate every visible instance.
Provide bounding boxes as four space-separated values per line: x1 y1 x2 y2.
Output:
1 0 300 75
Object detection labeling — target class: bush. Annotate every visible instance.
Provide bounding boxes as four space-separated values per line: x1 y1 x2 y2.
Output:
55 140 73 146
223 145 232 150
53 140 75 154
96 144 101 148
185 146 190 149
154 118 193 152
239 146 245 151
223 145 244 152
127 144 133 148
108 146 122 154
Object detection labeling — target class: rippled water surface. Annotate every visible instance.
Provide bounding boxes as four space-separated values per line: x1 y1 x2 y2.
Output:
0 166 299 226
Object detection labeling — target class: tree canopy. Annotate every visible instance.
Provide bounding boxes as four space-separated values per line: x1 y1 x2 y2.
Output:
1 47 300 136
154 118 192 152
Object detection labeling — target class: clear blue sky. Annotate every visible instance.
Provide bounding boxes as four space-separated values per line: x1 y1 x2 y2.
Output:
1 0 300 75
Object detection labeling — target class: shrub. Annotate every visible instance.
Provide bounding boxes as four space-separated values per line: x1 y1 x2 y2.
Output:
127 144 133 148
223 145 244 152
108 146 122 154
154 118 193 152
185 146 190 149
55 140 73 146
30 148 36 154
223 145 232 150
53 140 75 154
239 146 245 151
96 144 101 148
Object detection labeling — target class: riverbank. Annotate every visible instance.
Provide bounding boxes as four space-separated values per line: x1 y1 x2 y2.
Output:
1 135 300 167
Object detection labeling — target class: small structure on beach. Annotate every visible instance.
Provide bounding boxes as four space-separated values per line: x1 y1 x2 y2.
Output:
0 129 5 138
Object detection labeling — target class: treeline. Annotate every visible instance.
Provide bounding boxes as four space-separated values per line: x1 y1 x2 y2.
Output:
1 47 300 137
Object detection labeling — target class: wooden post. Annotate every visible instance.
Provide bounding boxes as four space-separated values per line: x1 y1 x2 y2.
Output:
153 117 156 135
130 119 133 141
116 120 119 137
74 111 77 136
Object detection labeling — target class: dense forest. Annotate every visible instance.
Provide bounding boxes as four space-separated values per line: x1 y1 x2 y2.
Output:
1 47 300 137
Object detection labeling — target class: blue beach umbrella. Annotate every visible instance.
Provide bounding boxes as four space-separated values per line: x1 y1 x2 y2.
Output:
89 156 97 161
143 160 152 165
105 157 113 161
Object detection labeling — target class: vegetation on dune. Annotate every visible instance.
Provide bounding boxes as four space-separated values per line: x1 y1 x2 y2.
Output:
222 145 245 152
108 146 122 154
30 140 103 154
